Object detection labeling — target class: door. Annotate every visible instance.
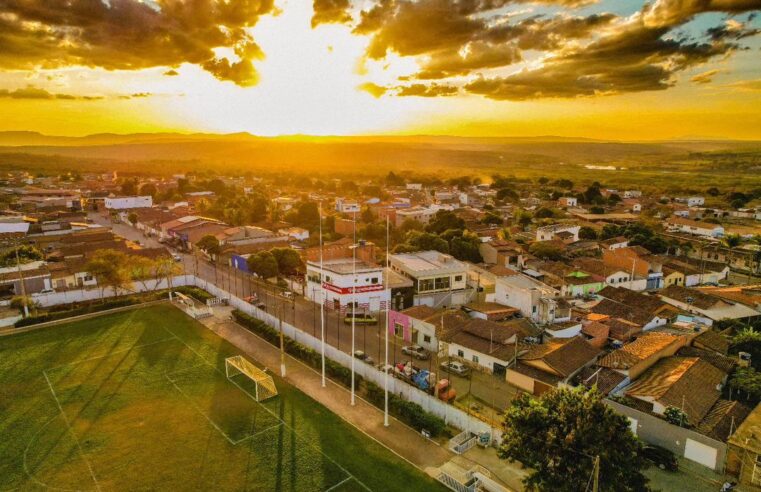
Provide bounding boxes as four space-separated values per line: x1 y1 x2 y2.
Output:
684 439 717 469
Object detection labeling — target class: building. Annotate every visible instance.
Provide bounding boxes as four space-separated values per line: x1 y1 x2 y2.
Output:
658 285 759 322
558 197 578 207
389 251 470 308
335 197 360 214
535 224 580 242
666 217 724 238
394 206 437 227
494 273 561 324
506 337 600 396
442 316 521 375
727 403 761 487
597 332 689 379
104 196 153 210
278 227 310 241
305 258 389 313
478 240 525 270
602 246 664 290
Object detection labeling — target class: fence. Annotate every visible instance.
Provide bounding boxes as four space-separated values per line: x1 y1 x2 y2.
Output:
12 272 503 444
192 275 502 443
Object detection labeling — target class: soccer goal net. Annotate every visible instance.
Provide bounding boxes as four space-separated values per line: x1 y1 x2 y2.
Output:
225 355 278 401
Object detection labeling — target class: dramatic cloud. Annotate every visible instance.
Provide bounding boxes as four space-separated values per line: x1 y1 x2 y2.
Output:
0 0 276 86
0 86 155 100
312 0 353 27
726 78 761 91
358 81 387 97
351 0 761 100
396 83 459 97
691 69 722 84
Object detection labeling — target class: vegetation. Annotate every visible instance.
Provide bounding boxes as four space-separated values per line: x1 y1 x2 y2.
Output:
1 305 442 491
663 406 689 427
0 245 43 267
500 387 649 492
730 367 761 401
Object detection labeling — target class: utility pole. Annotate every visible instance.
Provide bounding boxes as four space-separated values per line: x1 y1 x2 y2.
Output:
279 301 286 377
351 210 357 406
592 455 600 492
319 201 326 388
15 241 29 317
384 213 390 427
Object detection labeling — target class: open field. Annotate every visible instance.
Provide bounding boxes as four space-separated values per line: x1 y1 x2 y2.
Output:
0 304 444 491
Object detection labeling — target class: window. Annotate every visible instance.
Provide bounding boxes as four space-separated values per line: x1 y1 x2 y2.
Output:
532 306 537 313
325 275 331 283
434 276 450 290
454 275 463 282
472 355 479 363
457 350 464 357
419 278 435 292
423 335 431 343
394 323 404 337
371 277 378 284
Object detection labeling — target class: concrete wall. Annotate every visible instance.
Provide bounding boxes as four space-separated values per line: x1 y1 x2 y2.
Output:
606 399 726 472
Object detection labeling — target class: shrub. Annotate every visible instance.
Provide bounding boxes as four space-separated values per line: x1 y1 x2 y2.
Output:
175 286 214 303
364 381 446 437
232 310 360 390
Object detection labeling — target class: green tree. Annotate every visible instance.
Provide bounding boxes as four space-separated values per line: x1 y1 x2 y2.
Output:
450 231 482 262
426 210 465 235
127 212 138 226
482 211 503 225
730 367 761 401
86 249 132 299
529 241 563 260
196 234 221 260
0 245 43 267
721 233 742 267
500 387 649 492
247 251 279 279
404 231 449 254
731 327 761 369
120 179 138 196
534 207 554 219
578 226 598 240
270 248 303 275
138 183 158 197
663 406 689 427
361 206 375 224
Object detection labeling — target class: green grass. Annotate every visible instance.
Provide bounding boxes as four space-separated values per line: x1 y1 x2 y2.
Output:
0 304 444 491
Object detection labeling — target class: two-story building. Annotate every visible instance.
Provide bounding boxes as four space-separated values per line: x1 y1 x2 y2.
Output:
389 251 470 308
305 258 389 313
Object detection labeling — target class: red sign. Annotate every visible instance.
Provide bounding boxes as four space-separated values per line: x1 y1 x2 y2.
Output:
322 282 385 295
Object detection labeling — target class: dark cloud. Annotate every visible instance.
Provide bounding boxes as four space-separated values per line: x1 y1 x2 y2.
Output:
0 86 104 100
352 0 760 100
396 83 459 96
465 21 737 100
0 0 276 86
312 0 353 27
163 69 180 76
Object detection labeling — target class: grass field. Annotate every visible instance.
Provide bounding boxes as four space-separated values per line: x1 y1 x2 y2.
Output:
0 304 444 491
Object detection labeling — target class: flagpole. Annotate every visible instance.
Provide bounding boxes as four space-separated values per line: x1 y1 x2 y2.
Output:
319 202 326 388
351 210 357 406
384 212 390 427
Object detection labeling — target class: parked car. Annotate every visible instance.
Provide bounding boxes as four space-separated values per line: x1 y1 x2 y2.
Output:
281 291 294 300
641 445 678 472
37 288 55 295
401 345 430 360
172 253 182 262
244 294 259 304
353 351 374 365
377 363 394 374
344 312 378 325
440 360 471 377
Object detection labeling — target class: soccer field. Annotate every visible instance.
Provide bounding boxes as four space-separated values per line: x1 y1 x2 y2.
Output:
0 304 444 491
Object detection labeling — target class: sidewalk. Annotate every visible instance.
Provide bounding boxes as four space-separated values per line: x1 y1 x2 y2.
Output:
201 306 455 475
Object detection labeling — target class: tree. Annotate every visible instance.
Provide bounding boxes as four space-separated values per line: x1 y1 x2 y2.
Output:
500 387 648 492
138 183 158 197
196 234 221 260
663 406 689 427
578 226 598 240
482 211 503 225
730 367 761 401
120 179 138 196
404 231 449 254
537 177 549 185
731 327 761 369
590 206 605 214
426 210 465 234
706 187 720 196
0 245 43 267
361 206 375 224
86 249 132 299
270 248 303 276
129 256 159 292
529 241 563 260
450 231 482 263
534 207 554 219
721 233 742 267
127 212 138 226
247 251 279 279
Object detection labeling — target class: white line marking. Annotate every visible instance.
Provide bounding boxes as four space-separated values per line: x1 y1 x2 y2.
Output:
45 336 176 373
324 476 353 492
42 371 101 492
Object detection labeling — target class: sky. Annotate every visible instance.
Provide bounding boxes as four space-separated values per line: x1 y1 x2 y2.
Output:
0 0 760 140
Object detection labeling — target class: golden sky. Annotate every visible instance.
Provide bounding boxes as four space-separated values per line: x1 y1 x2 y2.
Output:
0 0 760 140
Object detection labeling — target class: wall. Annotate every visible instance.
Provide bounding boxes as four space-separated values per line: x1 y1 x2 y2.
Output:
605 399 726 472
29 275 194 307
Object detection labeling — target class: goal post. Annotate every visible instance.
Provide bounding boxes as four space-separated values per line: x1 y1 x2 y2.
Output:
225 355 278 401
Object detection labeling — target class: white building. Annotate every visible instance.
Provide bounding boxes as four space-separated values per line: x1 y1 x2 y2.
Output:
666 217 724 238
390 251 470 308
305 258 389 313
394 206 437 227
335 197 361 214
278 227 310 241
624 190 642 198
687 196 705 207
104 196 152 210
535 224 580 242
406 183 422 191
494 274 561 324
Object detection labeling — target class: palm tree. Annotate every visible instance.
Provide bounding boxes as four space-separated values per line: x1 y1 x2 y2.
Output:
721 233 742 275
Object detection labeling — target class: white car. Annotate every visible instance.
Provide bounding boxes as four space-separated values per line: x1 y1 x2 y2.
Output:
440 361 471 376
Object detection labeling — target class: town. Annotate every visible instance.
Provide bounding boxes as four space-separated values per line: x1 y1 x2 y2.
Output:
1 168 760 491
